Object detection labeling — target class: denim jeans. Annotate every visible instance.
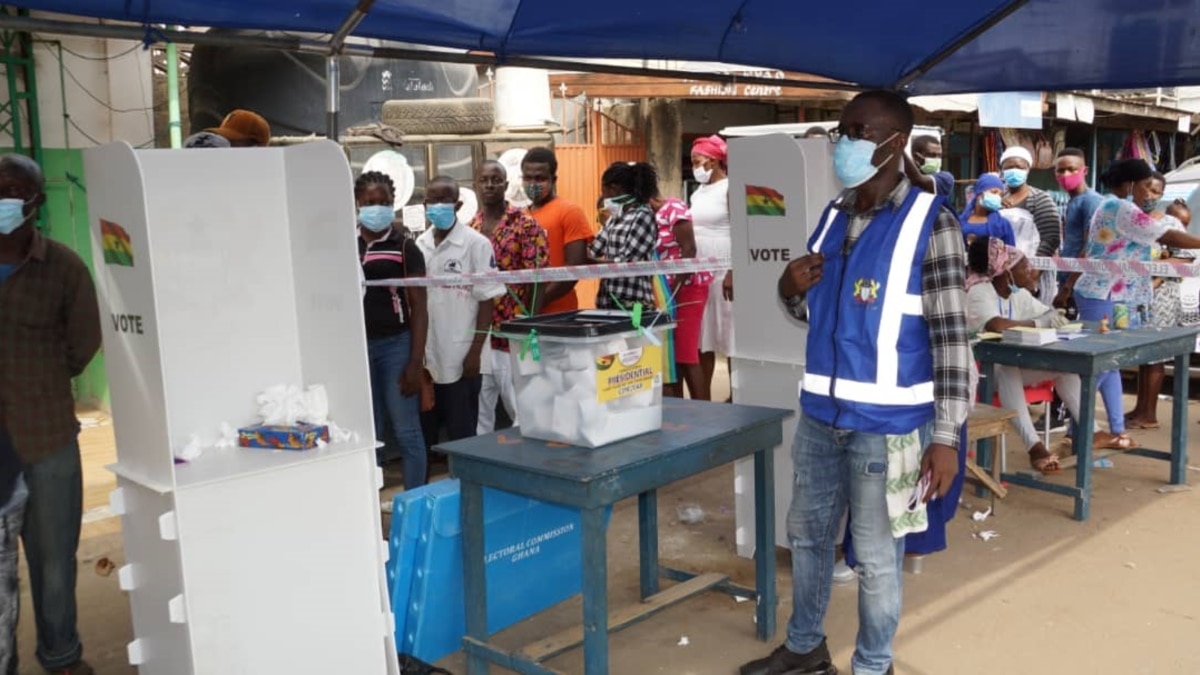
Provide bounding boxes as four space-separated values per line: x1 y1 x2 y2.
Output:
786 413 918 675
1 476 27 675
422 376 482 446
22 440 84 670
368 332 428 490
1074 295 1127 433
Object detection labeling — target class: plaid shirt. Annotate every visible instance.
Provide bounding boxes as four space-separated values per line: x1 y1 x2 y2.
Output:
786 177 970 449
470 205 549 350
0 230 101 464
591 203 658 310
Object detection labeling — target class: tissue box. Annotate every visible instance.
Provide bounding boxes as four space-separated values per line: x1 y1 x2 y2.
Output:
237 423 330 450
500 310 674 448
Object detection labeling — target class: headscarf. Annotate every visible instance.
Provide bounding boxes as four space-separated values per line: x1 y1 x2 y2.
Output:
958 174 1017 247
691 135 728 164
966 237 1025 291
999 146 1033 168
959 174 1003 222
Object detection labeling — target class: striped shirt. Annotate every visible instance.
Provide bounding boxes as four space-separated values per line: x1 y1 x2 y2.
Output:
785 177 970 449
359 228 426 339
1006 186 1062 257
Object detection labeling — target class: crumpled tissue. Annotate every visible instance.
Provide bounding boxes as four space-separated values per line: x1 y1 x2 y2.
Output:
175 434 204 463
251 384 357 445
257 384 329 426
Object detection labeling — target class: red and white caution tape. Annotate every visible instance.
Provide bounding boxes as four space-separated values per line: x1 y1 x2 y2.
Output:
1027 256 1200 278
361 256 732 288
362 254 1200 288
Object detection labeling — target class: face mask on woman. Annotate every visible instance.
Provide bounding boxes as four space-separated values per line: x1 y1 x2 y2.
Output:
693 165 713 185
980 192 1003 212
1002 168 1028 189
358 205 394 232
603 194 634 218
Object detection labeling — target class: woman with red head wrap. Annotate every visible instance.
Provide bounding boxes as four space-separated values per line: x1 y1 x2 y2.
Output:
689 134 734 394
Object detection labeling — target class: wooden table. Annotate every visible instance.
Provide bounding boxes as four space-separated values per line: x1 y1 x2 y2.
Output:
975 326 1199 521
437 399 791 675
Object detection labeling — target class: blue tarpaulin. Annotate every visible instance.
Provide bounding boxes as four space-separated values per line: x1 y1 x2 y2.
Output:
10 0 1200 95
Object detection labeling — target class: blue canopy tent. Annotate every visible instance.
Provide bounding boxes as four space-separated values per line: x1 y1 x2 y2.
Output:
7 0 1200 93
5 0 1200 134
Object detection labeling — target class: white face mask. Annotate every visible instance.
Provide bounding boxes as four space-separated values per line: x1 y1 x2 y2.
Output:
693 165 713 185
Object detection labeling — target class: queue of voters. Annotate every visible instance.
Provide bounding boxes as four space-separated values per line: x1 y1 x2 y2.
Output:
4 74 1200 674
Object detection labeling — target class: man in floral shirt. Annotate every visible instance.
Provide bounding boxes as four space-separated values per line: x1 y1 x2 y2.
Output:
470 160 549 433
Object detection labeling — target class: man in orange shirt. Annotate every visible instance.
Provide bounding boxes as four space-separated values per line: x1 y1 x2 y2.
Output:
520 147 593 313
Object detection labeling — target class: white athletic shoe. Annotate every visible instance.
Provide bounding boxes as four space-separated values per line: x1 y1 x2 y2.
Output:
832 560 857 586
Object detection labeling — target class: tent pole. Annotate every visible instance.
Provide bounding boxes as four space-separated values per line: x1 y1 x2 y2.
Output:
325 0 375 142
1090 126 1098 190
893 0 1030 92
326 55 339 141
330 0 374 53
166 30 182 148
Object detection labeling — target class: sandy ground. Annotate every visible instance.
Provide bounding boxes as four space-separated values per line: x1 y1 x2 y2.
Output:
14 366 1200 674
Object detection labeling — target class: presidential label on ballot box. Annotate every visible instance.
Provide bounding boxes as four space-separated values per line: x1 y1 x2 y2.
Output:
500 310 674 448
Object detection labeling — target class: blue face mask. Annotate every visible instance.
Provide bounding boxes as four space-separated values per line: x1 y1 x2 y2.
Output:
1002 168 1028 189
357 205 394 233
0 198 27 235
832 133 896 189
980 192 1003 212
426 203 457 230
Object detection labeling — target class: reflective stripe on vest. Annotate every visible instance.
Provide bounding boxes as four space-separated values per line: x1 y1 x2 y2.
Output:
802 190 936 405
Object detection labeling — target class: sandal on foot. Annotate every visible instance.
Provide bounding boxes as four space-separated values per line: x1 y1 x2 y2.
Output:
1029 446 1061 473
1095 432 1139 450
1126 419 1160 430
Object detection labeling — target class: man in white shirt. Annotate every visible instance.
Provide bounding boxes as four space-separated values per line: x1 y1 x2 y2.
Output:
417 176 506 441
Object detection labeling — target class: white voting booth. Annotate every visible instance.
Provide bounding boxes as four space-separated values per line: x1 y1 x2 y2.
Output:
725 130 836 557
87 141 399 675
726 125 942 557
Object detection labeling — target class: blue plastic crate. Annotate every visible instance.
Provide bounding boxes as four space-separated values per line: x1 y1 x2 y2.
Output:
386 480 457 647
400 480 611 663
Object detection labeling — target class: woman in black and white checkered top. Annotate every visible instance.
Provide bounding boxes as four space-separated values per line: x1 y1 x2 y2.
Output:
590 162 661 309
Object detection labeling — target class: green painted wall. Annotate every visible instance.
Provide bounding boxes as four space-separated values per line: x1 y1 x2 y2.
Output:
37 148 109 410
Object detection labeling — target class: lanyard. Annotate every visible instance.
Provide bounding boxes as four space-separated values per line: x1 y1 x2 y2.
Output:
998 295 1012 319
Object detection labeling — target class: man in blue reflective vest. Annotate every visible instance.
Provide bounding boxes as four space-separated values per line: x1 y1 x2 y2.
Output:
741 90 970 675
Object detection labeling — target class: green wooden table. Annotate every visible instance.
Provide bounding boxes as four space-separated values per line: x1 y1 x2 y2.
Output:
975 325 1199 520
437 398 791 675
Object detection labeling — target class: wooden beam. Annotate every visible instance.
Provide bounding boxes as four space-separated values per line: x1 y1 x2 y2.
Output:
520 572 727 662
965 462 1008 499
549 72 853 102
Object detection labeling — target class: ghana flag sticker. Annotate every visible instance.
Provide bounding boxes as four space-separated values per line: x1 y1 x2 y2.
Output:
100 219 134 267
745 185 786 216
